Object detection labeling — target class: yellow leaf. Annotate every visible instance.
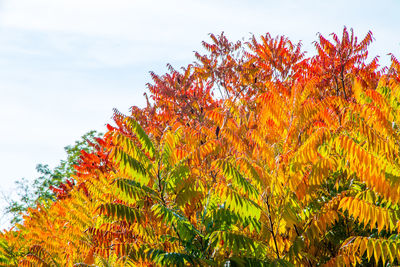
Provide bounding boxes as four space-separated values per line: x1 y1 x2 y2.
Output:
373 240 381 265
380 241 387 265
377 208 384 232
358 237 367 257
388 241 396 263
359 200 366 225
370 207 376 231
352 237 362 258
367 238 374 260
339 197 351 211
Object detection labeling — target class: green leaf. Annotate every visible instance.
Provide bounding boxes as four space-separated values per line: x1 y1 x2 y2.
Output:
112 148 149 184
98 203 142 223
221 186 262 220
125 117 155 158
216 160 259 198
151 204 200 241
113 132 152 167
114 178 159 201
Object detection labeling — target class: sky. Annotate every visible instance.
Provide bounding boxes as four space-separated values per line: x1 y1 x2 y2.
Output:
0 0 399 228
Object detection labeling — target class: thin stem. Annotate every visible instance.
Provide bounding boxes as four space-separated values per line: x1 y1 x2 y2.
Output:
340 65 347 99
265 194 280 259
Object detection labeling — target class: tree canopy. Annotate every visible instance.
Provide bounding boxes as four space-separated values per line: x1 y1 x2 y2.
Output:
1 27 400 266
2 130 102 225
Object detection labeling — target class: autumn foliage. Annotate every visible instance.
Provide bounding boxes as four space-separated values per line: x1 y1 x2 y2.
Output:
1 27 400 266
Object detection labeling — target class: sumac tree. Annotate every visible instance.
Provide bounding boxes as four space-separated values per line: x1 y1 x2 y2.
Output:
1 27 400 267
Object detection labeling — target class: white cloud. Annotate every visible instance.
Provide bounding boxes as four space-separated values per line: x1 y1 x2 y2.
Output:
2 0 398 66
1 0 222 41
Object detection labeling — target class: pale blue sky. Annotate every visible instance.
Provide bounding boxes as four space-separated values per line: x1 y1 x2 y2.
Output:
0 0 399 227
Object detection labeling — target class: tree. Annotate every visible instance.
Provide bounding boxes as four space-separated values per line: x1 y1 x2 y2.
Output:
2 130 102 225
1 27 400 266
